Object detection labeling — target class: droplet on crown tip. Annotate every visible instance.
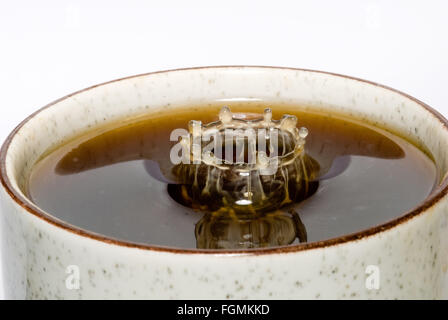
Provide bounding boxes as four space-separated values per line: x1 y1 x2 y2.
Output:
299 127 309 138
263 108 273 122
219 106 233 124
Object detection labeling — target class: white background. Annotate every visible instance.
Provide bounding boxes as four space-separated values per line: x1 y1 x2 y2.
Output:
0 0 447 299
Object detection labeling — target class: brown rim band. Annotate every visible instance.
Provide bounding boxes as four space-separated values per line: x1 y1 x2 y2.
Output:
1 66 448 255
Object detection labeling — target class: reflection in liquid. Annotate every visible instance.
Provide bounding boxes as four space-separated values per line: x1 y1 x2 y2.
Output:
168 181 318 249
195 209 308 249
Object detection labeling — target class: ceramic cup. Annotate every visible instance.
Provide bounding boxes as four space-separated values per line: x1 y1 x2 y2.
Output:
1 66 448 299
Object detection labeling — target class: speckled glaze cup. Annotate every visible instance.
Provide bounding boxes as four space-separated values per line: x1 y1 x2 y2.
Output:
1 66 448 300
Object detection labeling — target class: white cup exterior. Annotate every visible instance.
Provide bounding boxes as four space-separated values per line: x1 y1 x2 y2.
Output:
1 66 448 299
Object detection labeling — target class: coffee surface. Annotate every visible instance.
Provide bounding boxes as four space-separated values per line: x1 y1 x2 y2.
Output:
27 103 437 249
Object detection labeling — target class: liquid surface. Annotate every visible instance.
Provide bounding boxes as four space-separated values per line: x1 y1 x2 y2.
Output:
27 103 437 249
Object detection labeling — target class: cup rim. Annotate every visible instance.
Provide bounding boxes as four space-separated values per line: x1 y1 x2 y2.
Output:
1 65 448 255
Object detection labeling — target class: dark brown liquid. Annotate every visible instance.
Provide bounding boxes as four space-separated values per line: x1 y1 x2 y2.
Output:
27 103 437 249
